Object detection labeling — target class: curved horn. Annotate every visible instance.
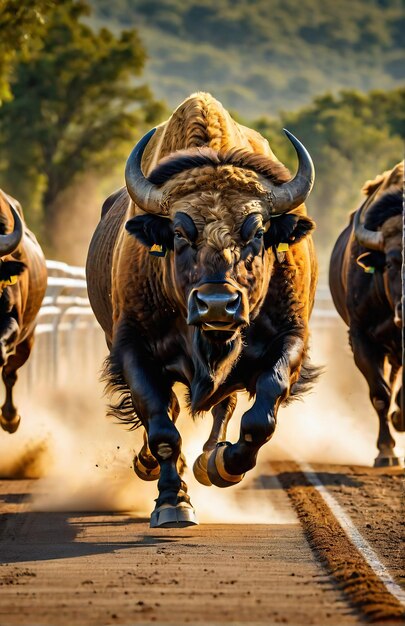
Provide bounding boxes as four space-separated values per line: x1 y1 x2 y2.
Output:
353 203 384 251
263 129 315 215
125 128 165 214
0 201 23 256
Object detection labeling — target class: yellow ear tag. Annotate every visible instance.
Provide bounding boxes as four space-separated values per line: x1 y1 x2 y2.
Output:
5 275 18 286
149 244 166 257
277 242 289 252
150 244 162 253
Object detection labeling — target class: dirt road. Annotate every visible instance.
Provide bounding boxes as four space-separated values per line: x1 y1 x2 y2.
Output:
1 461 403 626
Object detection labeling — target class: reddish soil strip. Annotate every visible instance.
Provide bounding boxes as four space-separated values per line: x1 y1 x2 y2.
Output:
273 461 405 623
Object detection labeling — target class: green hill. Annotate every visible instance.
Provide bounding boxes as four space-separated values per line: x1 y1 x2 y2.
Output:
90 0 404 116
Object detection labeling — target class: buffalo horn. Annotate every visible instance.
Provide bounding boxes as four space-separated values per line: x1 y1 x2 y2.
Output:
125 127 314 216
0 201 23 256
262 129 314 214
353 203 384 251
125 128 165 214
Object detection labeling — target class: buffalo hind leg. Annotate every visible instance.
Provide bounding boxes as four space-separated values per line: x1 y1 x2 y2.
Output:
0 336 33 434
133 430 161 481
193 394 237 486
391 386 403 432
388 363 404 433
351 331 398 466
134 394 187 481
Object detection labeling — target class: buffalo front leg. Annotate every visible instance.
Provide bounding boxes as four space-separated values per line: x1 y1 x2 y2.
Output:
193 394 237 486
117 339 197 527
0 316 19 367
207 337 304 487
133 393 187 481
350 331 398 467
0 335 32 434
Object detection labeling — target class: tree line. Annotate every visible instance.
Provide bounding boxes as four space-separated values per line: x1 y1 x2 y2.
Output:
90 0 404 116
0 0 403 264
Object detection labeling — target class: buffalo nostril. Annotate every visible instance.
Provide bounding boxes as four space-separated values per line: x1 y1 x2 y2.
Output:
225 292 241 314
195 292 209 314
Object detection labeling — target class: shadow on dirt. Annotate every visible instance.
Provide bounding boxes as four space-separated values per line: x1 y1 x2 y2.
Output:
0 492 31 504
0 510 182 564
255 471 363 490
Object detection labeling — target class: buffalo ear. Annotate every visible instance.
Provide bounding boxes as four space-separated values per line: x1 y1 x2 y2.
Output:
264 214 315 249
357 251 385 272
125 215 174 250
0 261 26 282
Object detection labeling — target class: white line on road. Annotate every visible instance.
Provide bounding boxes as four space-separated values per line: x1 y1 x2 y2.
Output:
299 461 405 606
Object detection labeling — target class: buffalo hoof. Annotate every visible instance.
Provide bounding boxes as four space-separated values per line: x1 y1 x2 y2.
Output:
391 409 405 432
133 454 160 481
0 414 21 434
150 502 198 528
207 442 245 488
193 451 213 486
133 452 187 482
373 453 402 468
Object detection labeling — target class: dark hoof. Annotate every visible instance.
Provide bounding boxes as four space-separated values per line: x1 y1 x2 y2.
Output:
373 454 402 468
207 442 245 488
150 502 198 528
193 451 213 486
391 410 405 432
133 454 160 481
0 414 21 434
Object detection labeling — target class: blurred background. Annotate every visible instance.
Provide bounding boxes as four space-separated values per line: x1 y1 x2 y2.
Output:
0 0 403 275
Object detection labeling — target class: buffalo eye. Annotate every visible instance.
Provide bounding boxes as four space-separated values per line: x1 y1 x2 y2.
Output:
240 213 264 242
173 212 198 245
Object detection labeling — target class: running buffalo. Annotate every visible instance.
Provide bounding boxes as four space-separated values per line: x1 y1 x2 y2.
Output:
0 190 47 433
86 93 319 527
329 162 403 466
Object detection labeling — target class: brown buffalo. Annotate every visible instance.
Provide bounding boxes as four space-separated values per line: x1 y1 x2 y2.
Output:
329 162 403 466
0 190 47 433
86 93 319 527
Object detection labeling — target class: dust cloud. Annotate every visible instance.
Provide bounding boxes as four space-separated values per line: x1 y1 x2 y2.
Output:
0 316 402 524
0 378 293 524
48 174 122 265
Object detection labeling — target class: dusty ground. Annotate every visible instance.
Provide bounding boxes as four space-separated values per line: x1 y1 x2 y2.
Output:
271 462 404 622
307 463 404 590
1 463 403 626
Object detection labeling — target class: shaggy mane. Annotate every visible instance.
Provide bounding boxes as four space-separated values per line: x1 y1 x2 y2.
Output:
148 146 291 187
364 188 402 231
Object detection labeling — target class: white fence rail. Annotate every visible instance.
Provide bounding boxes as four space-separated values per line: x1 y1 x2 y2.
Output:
23 261 338 390
24 261 105 391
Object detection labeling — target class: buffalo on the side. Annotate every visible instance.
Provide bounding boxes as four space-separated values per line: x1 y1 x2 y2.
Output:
0 190 47 433
86 92 319 527
329 162 403 466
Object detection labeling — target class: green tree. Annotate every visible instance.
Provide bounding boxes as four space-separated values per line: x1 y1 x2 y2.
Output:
0 0 55 103
0 0 165 236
